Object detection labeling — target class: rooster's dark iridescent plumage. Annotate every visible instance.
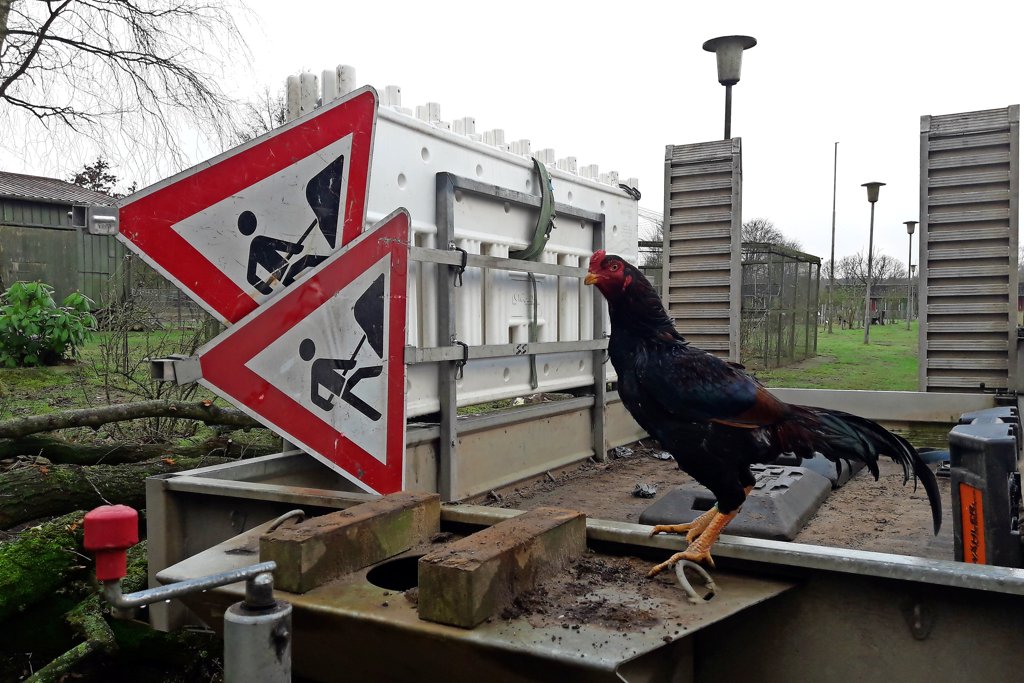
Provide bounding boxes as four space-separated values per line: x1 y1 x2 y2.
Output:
585 250 941 573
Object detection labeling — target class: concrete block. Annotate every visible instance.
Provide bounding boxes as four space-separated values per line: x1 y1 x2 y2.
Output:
261 492 440 593
417 507 586 628
772 452 865 488
639 465 831 541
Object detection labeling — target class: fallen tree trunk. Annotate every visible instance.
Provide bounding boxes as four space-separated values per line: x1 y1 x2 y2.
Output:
0 510 87 623
24 595 118 683
0 435 276 465
0 399 262 440
0 455 232 529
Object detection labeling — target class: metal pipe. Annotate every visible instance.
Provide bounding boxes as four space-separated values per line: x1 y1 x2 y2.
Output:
828 142 838 334
907 230 914 330
440 505 1024 596
102 561 277 610
724 84 733 139
224 572 292 683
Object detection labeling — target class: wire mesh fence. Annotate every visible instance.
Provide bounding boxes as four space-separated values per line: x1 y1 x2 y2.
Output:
741 242 821 369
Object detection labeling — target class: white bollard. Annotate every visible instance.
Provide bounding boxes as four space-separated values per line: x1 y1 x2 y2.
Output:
285 75 300 122
336 65 357 96
299 72 318 117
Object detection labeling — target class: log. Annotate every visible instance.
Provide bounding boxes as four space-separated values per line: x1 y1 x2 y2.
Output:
0 510 87 623
24 595 117 683
0 455 232 529
0 435 276 465
0 399 262 440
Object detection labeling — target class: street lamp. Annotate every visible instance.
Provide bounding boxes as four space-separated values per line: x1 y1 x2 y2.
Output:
861 181 885 344
702 35 757 140
828 142 838 334
904 220 918 330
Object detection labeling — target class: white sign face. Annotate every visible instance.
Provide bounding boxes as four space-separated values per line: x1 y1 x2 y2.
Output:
117 86 378 325
194 208 409 495
171 135 354 307
246 255 390 463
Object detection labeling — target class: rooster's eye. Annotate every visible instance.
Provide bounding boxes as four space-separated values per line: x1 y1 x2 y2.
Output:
609 263 620 272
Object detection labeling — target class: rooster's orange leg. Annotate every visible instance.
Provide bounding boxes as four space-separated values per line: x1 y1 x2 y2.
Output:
649 506 718 543
647 509 737 577
647 486 752 577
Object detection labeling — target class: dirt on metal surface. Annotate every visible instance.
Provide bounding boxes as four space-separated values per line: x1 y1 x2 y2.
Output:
482 440 954 561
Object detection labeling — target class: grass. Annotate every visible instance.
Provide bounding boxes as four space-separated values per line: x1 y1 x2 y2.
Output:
0 320 920 433
0 327 258 447
751 322 919 391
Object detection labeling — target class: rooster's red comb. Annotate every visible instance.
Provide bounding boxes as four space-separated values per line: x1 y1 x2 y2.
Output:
589 250 607 271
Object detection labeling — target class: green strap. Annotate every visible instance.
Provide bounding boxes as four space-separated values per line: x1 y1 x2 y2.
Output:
511 158 555 390
510 158 555 261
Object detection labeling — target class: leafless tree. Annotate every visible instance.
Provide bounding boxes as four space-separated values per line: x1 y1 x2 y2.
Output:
741 218 802 261
638 206 664 269
232 86 288 145
1 0 249 172
836 251 905 285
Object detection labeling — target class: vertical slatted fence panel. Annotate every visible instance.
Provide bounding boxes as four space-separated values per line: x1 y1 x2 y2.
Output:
662 139 742 360
919 105 1020 392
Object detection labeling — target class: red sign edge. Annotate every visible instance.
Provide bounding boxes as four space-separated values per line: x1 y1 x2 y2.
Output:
197 208 409 494
116 86 379 325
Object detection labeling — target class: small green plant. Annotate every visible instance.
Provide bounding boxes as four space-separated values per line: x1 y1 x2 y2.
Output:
0 281 97 367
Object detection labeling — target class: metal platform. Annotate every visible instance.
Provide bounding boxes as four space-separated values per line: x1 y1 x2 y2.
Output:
158 517 794 683
155 501 1024 683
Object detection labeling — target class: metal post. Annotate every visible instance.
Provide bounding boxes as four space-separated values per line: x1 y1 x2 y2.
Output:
591 217 607 462
861 182 884 343
828 142 838 334
436 174 458 500
224 572 292 683
863 201 876 344
907 230 914 331
724 85 733 139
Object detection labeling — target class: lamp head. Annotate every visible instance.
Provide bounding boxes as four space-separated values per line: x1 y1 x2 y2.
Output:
904 220 918 235
861 181 885 204
702 35 757 86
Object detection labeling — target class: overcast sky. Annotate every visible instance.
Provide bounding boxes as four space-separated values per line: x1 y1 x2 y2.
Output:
9 0 1023 266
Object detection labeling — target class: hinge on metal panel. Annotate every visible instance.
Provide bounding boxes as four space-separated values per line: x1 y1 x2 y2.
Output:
448 242 468 287
451 336 469 380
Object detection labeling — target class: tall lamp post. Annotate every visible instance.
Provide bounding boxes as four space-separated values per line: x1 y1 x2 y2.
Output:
702 35 757 139
904 220 918 331
828 142 838 334
861 182 885 344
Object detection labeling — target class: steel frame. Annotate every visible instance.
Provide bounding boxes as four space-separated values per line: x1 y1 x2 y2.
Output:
429 172 607 500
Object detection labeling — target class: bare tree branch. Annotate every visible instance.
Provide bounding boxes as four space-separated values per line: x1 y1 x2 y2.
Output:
1 0 250 172
0 399 261 440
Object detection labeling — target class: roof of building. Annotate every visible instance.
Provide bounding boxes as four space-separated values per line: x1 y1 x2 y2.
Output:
0 170 114 205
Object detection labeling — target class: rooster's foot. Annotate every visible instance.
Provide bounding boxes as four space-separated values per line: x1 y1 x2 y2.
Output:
648 507 717 543
647 544 716 577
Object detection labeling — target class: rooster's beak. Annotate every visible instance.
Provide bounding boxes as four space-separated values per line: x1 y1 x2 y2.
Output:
584 273 598 285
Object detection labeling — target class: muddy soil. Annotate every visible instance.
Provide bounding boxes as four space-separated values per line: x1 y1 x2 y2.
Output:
482 441 953 561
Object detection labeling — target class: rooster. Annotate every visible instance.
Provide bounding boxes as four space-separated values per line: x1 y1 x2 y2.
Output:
584 250 941 577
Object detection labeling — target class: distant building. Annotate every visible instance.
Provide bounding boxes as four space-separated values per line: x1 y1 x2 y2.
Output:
0 171 123 305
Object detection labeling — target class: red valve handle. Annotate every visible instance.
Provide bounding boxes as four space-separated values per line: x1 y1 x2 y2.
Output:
83 505 139 582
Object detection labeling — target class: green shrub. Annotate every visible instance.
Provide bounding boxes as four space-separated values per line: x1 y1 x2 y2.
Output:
0 281 97 367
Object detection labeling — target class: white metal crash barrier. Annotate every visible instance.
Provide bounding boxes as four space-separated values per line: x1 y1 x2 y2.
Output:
285 65 640 417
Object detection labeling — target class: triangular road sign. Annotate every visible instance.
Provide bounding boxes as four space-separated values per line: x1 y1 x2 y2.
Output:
197 209 409 495
118 87 378 324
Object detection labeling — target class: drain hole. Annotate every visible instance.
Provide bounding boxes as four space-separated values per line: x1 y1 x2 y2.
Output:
366 555 423 591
